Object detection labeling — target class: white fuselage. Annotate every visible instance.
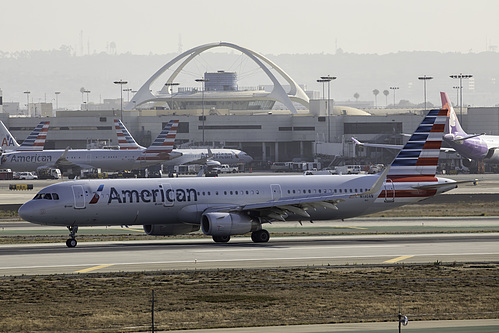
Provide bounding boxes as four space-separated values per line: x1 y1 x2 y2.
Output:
18 174 457 227
0 149 167 172
163 149 253 166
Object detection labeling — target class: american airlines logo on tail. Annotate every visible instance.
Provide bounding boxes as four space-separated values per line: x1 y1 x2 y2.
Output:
388 108 448 180
114 119 143 150
16 121 50 151
139 120 179 161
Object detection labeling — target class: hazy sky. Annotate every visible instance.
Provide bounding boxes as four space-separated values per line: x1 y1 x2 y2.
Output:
3 0 499 55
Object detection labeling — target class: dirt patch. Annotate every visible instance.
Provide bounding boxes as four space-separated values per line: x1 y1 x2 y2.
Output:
0 264 498 332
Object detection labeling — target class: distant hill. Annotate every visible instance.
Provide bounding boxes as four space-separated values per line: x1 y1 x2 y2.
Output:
1 49 498 110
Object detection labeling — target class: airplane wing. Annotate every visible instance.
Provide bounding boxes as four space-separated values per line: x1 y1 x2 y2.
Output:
352 137 403 150
353 137 456 154
206 168 389 222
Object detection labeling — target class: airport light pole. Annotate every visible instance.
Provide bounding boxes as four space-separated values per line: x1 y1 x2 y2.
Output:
418 75 433 111
55 91 60 111
164 82 179 110
114 80 128 121
123 88 132 103
84 90 91 110
453 86 460 109
450 74 473 124
24 91 30 116
195 78 209 145
320 75 337 143
389 86 399 107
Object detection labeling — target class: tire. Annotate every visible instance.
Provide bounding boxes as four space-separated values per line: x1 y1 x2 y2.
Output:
212 235 230 243
66 239 77 247
251 229 270 243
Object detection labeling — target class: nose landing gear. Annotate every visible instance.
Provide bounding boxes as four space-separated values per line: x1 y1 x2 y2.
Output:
66 226 78 247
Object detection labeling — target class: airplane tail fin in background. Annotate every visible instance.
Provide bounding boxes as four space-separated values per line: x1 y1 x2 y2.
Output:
0 121 20 151
387 108 448 179
140 120 179 160
114 119 144 150
16 121 50 151
441 91 466 136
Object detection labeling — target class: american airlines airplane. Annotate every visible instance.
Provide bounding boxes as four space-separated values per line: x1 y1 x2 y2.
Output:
0 120 50 152
114 119 253 166
19 108 459 247
0 120 181 174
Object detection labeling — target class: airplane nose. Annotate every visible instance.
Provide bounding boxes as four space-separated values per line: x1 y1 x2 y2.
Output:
18 202 35 222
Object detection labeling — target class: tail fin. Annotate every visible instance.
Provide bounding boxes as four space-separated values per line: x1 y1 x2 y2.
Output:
387 108 448 179
114 119 144 150
0 121 20 151
139 120 179 160
440 91 466 136
16 121 50 151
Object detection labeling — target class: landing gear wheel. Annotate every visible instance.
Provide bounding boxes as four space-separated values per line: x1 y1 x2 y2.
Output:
66 225 79 248
251 229 270 243
212 235 231 243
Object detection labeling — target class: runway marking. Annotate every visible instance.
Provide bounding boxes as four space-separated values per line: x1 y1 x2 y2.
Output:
74 264 114 273
383 255 414 263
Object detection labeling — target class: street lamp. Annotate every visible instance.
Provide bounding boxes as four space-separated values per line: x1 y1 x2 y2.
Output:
453 86 460 108
114 80 128 121
24 91 30 116
83 90 91 110
450 74 473 124
164 82 179 110
123 88 132 103
418 75 433 111
389 87 399 106
55 91 60 111
195 78 209 145
320 75 337 143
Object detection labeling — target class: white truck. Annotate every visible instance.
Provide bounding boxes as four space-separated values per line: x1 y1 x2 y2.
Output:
213 164 239 173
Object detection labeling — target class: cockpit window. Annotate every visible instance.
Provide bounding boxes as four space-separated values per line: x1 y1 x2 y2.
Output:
33 193 59 200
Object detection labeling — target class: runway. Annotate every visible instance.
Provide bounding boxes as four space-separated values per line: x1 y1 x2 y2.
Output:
1 233 498 276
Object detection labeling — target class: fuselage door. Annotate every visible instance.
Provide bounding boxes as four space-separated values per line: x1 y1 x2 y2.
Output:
72 185 86 209
270 184 282 201
162 183 174 207
384 179 395 202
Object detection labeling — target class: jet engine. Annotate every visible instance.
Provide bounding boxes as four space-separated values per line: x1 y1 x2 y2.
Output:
143 223 200 236
201 212 259 237
485 148 499 163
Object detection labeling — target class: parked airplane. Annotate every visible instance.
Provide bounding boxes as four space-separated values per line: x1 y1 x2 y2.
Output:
114 119 253 166
0 120 181 174
19 108 459 247
440 91 499 172
353 92 498 173
0 120 50 152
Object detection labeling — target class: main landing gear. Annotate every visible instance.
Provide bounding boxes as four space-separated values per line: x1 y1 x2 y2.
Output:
211 229 270 244
66 226 78 248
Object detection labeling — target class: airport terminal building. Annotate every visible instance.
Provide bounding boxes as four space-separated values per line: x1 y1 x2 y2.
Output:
1 42 498 171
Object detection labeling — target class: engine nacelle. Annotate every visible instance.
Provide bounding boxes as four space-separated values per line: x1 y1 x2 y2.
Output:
143 223 200 236
486 148 499 163
201 212 259 237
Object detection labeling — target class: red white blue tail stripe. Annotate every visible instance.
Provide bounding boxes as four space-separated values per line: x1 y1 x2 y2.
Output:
16 121 50 151
114 119 143 150
139 120 179 160
387 108 447 180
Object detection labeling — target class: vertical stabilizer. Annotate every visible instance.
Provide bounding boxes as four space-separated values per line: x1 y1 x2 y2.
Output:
440 91 466 136
387 108 448 179
16 121 50 151
114 119 144 150
0 121 20 151
139 120 179 160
